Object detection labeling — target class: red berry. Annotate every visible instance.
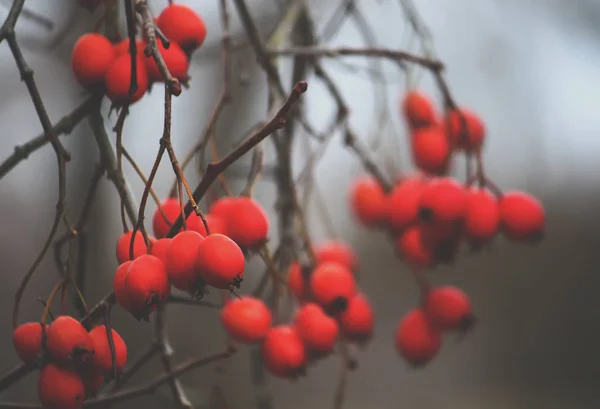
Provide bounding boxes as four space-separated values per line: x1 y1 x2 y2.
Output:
395 309 442 367
88 325 128 373
196 234 245 289
144 41 189 82
220 297 272 344
124 254 170 318
71 33 115 87
387 175 429 231
186 213 227 236
447 108 485 151
104 54 149 104
116 231 148 264
113 39 147 58
425 286 474 332
499 191 545 241
209 197 235 220
226 197 269 249
149 238 171 265
419 177 468 225
314 240 357 271
411 125 451 175
293 303 339 354
165 231 204 293
261 325 307 378
464 188 500 242
152 198 182 239
287 262 309 301
402 90 438 129
348 176 390 227
395 225 434 269
113 261 134 311
38 363 85 409
339 293 374 344
157 4 207 52
46 316 92 364
309 262 357 312
80 369 105 396
13 322 47 364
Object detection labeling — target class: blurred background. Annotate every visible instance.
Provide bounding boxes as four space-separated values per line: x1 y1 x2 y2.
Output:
1 0 600 408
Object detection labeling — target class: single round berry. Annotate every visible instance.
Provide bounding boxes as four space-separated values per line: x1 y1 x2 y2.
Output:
411 125 451 175
226 197 269 249
261 325 307 378
152 198 182 239
447 108 486 151
309 262 357 313
104 54 149 104
13 322 47 364
395 225 434 269
196 233 245 289
46 316 92 364
157 4 207 52
209 197 236 220
113 38 147 58
499 191 545 241
71 33 115 87
144 41 189 82
402 90 438 129
348 176 390 227
287 262 309 301
165 231 204 293
220 297 272 344
113 261 134 312
149 238 171 266
464 188 500 242
314 240 357 272
419 177 468 225
38 363 85 409
425 286 474 332
339 293 374 344
387 175 429 231
293 303 339 354
395 309 442 367
89 325 128 373
116 230 148 264
125 254 170 318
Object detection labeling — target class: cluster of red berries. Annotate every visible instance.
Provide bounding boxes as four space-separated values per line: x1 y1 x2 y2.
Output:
113 195 270 320
13 316 127 409
71 4 206 104
217 240 374 378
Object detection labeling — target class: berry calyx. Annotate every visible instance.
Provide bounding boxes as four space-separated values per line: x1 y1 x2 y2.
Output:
116 231 148 264
293 303 339 354
314 240 358 272
13 322 47 364
447 107 486 151
104 54 149 104
395 309 442 367
348 176 390 227
165 231 205 294
71 33 115 88
220 297 272 344
46 316 93 365
261 325 307 378
152 198 182 239
225 197 269 249
196 233 245 290
38 363 85 409
411 125 451 175
424 286 474 332
499 191 545 241
124 254 170 319
88 325 128 373
309 262 357 313
339 293 374 344
402 90 438 129
157 4 207 53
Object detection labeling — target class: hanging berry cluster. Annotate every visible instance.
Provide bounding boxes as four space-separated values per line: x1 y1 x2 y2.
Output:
348 89 546 366
71 4 206 105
